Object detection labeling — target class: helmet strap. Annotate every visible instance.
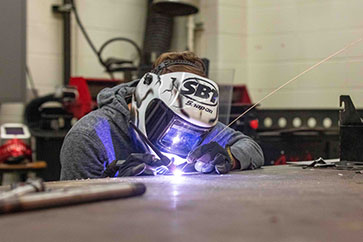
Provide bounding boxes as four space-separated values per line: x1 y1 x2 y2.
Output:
151 60 205 75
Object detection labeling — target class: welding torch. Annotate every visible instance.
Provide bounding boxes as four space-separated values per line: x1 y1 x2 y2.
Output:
129 122 176 172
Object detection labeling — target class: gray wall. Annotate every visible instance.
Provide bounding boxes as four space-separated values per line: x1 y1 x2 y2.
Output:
0 0 26 102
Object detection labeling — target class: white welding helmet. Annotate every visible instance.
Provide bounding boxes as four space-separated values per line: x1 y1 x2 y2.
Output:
131 71 219 160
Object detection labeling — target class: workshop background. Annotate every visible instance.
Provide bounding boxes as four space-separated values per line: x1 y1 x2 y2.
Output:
0 0 362 181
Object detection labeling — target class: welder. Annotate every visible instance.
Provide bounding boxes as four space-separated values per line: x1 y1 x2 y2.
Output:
60 51 264 180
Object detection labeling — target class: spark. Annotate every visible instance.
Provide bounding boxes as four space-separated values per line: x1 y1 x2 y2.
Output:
170 169 185 184
172 169 183 177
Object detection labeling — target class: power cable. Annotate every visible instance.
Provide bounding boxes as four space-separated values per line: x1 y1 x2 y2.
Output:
70 0 99 58
70 0 142 79
25 65 38 98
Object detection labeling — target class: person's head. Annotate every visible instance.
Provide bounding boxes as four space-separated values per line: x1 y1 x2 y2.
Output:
131 51 219 164
151 51 207 77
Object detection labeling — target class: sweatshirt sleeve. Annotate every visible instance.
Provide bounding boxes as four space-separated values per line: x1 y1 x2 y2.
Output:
60 131 108 180
201 122 264 170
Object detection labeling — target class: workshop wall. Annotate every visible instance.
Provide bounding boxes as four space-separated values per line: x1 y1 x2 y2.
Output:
198 0 247 87
183 0 363 109
72 0 147 79
246 0 363 108
2 0 362 125
0 0 147 125
170 0 247 89
0 0 64 124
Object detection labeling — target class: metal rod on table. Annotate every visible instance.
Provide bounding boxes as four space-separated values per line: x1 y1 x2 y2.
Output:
0 179 45 200
0 182 146 214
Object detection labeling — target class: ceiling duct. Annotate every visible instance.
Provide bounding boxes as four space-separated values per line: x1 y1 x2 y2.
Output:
152 0 200 16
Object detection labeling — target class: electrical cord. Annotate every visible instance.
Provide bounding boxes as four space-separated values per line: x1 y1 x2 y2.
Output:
70 0 142 79
25 65 38 98
70 0 99 58
98 37 142 68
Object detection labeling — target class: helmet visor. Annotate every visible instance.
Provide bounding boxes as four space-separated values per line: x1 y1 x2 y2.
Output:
146 100 210 158
158 119 208 158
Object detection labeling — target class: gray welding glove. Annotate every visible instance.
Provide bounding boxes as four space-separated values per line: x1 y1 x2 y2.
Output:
187 142 233 174
101 153 166 177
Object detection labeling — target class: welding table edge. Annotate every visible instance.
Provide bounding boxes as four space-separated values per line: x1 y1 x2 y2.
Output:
1 168 250 191
0 166 361 218
0 165 362 242
0 164 361 193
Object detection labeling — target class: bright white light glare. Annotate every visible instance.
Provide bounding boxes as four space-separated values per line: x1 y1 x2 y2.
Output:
170 170 185 184
173 169 183 177
162 152 186 166
172 135 180 144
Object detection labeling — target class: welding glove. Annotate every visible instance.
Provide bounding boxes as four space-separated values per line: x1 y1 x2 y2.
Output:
187 142 234 174
101 153 166 177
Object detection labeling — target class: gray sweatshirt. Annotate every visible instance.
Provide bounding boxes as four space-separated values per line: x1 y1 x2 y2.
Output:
60 81 264 180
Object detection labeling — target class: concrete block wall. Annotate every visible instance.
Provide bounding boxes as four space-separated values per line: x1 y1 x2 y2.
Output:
72 0 146 79
246 0 363 108
1 0 362 125
0 0 64 125
0 0 147 125
194 0 363 109
195 0 248 86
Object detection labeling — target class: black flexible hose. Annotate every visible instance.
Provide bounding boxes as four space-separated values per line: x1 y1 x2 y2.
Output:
70 0 142 77
70 0 99 57
98 37 142 67
26 65 38 98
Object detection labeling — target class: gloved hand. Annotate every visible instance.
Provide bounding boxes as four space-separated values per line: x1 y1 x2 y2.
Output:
101 153 168 177
187 142 234 174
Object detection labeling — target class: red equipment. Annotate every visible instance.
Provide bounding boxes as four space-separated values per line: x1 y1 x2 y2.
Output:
232 85 252 104
0 139 32 164
67 77 122 119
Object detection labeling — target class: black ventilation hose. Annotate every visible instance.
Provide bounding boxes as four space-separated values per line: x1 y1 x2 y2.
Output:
70 0 142 76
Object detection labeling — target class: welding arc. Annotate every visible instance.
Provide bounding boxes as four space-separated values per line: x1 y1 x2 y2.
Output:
211 36 363 142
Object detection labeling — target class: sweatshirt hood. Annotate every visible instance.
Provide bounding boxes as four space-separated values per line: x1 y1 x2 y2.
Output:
97 79 139 119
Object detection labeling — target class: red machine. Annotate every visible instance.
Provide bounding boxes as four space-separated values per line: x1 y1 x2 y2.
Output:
66 77 122 119
0 139 32 164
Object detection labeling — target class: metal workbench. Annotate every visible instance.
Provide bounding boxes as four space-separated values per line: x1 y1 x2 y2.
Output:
0 165 362 242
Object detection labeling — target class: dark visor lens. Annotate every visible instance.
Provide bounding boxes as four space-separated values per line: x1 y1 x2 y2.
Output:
159 119 206 157
146 100 209 158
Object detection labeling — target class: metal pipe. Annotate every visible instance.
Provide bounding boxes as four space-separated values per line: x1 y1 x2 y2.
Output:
0 182 146 214
187 15 195 52
63 0 72 85
152 0 200 16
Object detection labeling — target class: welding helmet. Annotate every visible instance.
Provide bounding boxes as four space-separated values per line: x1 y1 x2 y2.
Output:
131 71 219 161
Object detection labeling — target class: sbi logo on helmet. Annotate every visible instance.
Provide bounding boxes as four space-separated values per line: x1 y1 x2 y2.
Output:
180 78 218 106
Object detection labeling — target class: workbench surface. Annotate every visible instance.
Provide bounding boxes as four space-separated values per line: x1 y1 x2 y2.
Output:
0 165 362 242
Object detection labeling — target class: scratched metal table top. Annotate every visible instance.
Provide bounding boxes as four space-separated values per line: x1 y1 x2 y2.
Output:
0 165 362 242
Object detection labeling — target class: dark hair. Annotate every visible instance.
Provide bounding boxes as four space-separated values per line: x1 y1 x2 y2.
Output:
152 51 206 77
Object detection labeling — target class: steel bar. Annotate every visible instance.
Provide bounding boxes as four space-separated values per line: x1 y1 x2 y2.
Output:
0 182 146 214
